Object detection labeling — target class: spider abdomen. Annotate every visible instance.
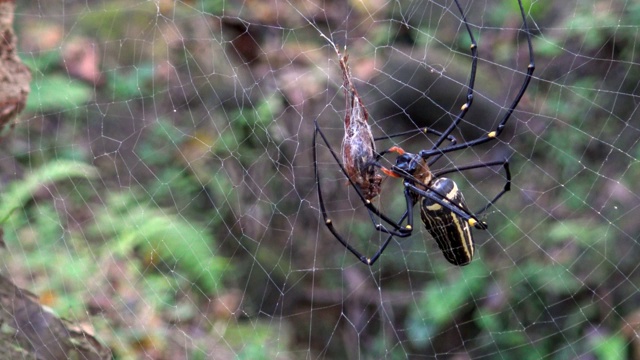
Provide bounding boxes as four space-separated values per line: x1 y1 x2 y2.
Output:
420 178 474 266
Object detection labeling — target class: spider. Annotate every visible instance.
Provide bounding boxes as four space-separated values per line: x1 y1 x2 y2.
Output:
313 0 534 266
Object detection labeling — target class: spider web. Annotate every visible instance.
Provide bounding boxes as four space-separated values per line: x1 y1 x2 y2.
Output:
4 0 640 358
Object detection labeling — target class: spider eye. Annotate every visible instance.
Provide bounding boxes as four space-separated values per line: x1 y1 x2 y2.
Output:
394 154 417 174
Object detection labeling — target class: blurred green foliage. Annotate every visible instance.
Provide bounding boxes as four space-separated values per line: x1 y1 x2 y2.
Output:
0 161 99 316
94 194 229 295
593 334 627 360
407 261 489 346
5 0 640 358
25 74 94 112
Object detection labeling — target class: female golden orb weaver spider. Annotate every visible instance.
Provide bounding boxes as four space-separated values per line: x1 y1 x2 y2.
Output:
313 0 534 266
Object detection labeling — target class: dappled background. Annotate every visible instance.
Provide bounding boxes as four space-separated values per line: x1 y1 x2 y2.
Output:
3 0 640 358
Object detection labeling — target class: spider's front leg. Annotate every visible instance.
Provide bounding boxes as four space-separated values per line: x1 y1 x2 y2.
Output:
420 0 535 159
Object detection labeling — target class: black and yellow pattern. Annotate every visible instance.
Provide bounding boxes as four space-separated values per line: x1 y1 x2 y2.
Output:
421 178 474 266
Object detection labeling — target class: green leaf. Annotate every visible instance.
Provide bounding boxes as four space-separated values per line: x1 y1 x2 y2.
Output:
26 75 93 112
534 37 563 57
97 203 229 295
592 334 627 360
513 262 582 294
106 65 155 100
222 321 290 360
408 261 489 345
420 262 487 324
548 219 611 247
21 51 62 74
0 161 98 225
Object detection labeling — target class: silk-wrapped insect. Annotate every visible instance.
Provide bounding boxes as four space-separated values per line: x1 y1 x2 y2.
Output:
337 51 382 201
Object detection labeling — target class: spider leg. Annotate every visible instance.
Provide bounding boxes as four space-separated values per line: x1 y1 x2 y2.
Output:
374 127 458 144
363 186 416 237
365 190 417 265
371 155 487 231
313 120 410 237
405 182 487 230
433 159 511 215
421 0 535 159
374 127 456 166
313 120 370 264
313 119 413 265
429 0 478 151
376 145 405 158
314 121 410 232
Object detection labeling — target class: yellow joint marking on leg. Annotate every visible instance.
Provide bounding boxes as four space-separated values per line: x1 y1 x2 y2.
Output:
365 199 371 205
488 131 497 138
366 258 372 265
405 225 412 230
423 128 429 133
468 218 477 227
470 44 477 50
326 219 332 225
461 103 469 111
